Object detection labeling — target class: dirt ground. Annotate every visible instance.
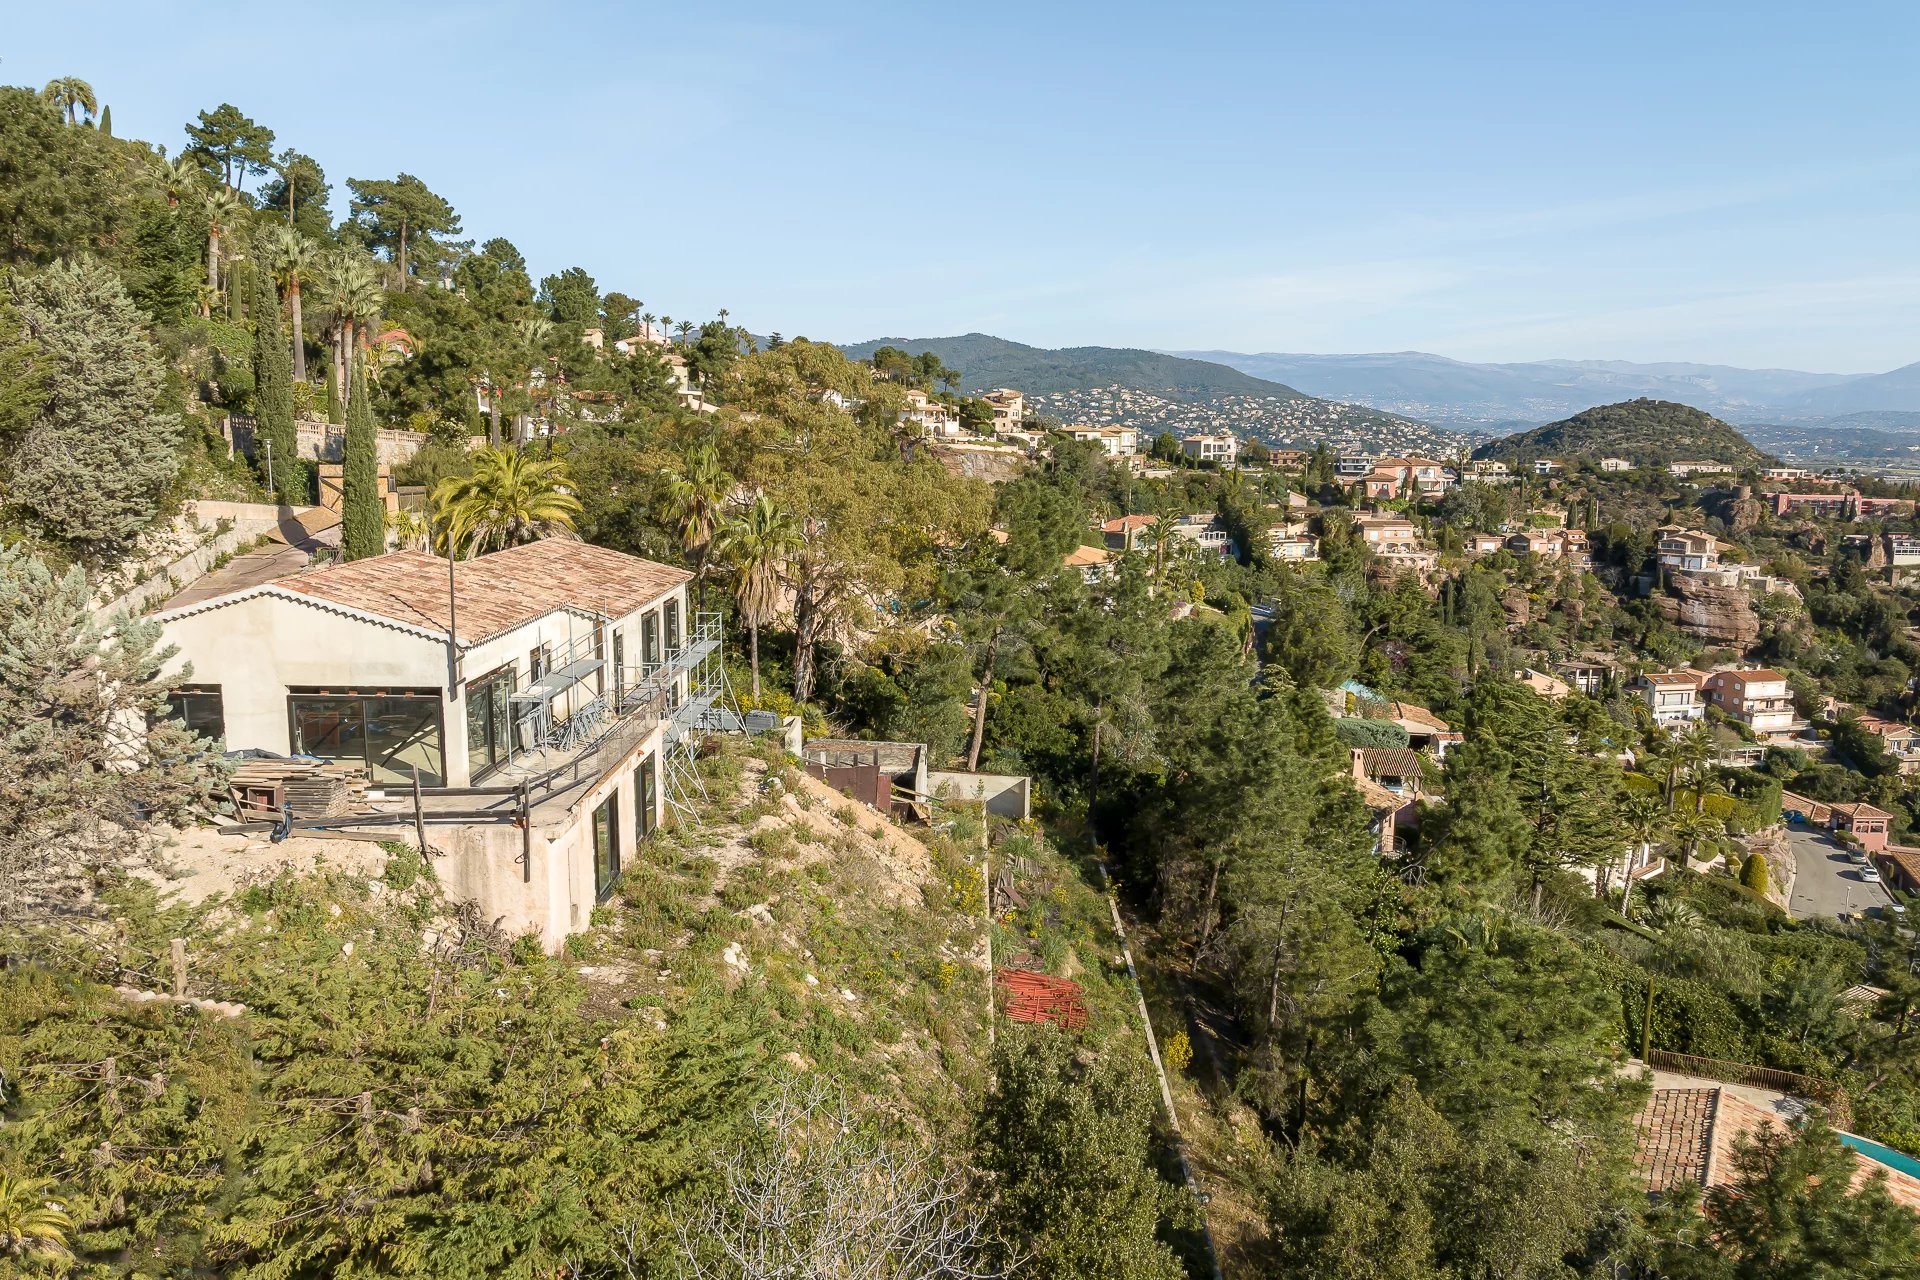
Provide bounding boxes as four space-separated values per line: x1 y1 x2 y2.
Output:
143 825 392 905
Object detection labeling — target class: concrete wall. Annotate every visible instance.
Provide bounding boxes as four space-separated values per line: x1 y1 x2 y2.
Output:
430 719 669 948
928 770 1032 819
95 502 293 621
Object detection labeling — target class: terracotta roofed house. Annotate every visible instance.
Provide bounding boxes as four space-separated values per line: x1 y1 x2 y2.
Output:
1630 669 1707 725
148 539 705 951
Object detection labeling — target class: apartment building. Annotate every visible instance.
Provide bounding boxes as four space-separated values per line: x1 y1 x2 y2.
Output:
1668 460 1730 478
1701 667 1803 741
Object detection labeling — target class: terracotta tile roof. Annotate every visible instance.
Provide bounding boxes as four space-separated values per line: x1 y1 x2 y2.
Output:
1388 702 1451 733
271 540 689 645
1634 1088 1717 1192
1355 777 1401 812
1062 544 1112 569
1100 514 1158 533
1832 801 1893 820
1360 747 1424 780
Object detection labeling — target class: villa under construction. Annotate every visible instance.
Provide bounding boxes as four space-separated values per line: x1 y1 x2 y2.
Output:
149 539 742 948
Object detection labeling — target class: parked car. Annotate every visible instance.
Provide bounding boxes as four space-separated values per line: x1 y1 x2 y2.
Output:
1860 865 1883 884
1847 848 1869 864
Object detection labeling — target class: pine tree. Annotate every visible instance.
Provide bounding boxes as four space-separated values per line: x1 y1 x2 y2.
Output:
6 259 178 561
0 545 223 921
341 353 383 560
250 266 297 504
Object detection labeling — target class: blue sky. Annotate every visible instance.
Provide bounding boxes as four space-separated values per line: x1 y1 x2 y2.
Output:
9 1 1920 370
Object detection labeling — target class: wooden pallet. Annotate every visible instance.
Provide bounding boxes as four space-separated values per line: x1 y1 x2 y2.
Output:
228 760 370 819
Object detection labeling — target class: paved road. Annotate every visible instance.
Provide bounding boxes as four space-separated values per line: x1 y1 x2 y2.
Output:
1784 826 1896 922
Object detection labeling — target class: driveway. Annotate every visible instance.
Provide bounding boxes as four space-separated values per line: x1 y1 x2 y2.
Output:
1784 826 1896 922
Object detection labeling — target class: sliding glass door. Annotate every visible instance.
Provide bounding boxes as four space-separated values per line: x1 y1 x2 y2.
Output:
288 688 445 785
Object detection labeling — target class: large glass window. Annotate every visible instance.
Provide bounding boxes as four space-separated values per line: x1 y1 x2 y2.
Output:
634 752 656 839
665 599 681 654
464 667 514 779
290 688 444 785
162 685 225 741
641 610 661 667
592 791 620 897
612 630 625 702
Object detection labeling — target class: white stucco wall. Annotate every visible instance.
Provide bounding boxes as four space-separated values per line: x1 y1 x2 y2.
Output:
158 594 452 766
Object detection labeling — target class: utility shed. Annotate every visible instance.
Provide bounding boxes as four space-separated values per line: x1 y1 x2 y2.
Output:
803 739 929 819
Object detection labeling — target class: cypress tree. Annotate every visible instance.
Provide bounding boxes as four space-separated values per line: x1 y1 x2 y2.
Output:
250 268 297 504
342 354 383 560
98 104 111 137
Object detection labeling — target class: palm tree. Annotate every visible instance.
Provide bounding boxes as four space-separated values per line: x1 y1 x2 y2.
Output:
153 154 202 209
1618 793 1668 918
718 495 802 700
1669 809 1725 866
39 77 96 125
675 319 695 344
201 186 246 308
0 1169 73 1263
315 250 383 407
260 225 317 383
640 311 657 338
660 443 731 605
431 448 583 556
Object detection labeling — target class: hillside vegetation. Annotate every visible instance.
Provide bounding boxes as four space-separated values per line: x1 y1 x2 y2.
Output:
1473 398 1775 468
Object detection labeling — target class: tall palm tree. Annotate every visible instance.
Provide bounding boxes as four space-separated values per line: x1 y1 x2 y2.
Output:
260 225 317 383
640 311 657 338
0 1169 73 1263
431 448 583 556
39 77 96 125
1618 793 1668 918
660 443 731 605
675 319 695 344
201 186 246 308
315 250 383 406
719 495 802 699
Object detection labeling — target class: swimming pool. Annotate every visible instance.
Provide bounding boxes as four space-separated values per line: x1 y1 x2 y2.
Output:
1840 1132 1920 1180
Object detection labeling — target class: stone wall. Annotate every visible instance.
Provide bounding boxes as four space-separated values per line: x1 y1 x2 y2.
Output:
228 415 430 468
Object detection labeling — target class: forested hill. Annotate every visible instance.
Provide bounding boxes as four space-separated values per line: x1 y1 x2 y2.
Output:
1472 398 1776 468
840 333 1313 403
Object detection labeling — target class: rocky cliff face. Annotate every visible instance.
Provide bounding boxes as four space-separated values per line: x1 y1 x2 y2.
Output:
1656 575 1761 649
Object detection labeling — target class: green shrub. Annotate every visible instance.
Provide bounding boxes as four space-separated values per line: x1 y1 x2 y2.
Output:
1332 718 1412 750
1740 852 1771 896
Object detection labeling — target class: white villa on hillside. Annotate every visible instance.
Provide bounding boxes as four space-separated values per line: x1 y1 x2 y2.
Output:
149 540 708 948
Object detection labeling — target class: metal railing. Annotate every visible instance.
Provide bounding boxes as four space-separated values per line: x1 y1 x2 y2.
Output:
1646 1049 1852 1128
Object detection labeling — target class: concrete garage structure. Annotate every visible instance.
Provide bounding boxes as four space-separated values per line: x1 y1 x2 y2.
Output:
150 540 707 948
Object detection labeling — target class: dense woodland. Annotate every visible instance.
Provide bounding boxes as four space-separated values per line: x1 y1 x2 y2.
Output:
4 80 1920 1278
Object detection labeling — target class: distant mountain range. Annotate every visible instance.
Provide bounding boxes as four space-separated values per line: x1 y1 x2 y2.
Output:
840 333 1315 402
1169 349 1920 426
837 333 1470 455
1473 400 1774 470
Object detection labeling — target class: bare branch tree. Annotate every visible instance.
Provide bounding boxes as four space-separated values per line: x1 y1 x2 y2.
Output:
656 1080 1010 1280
